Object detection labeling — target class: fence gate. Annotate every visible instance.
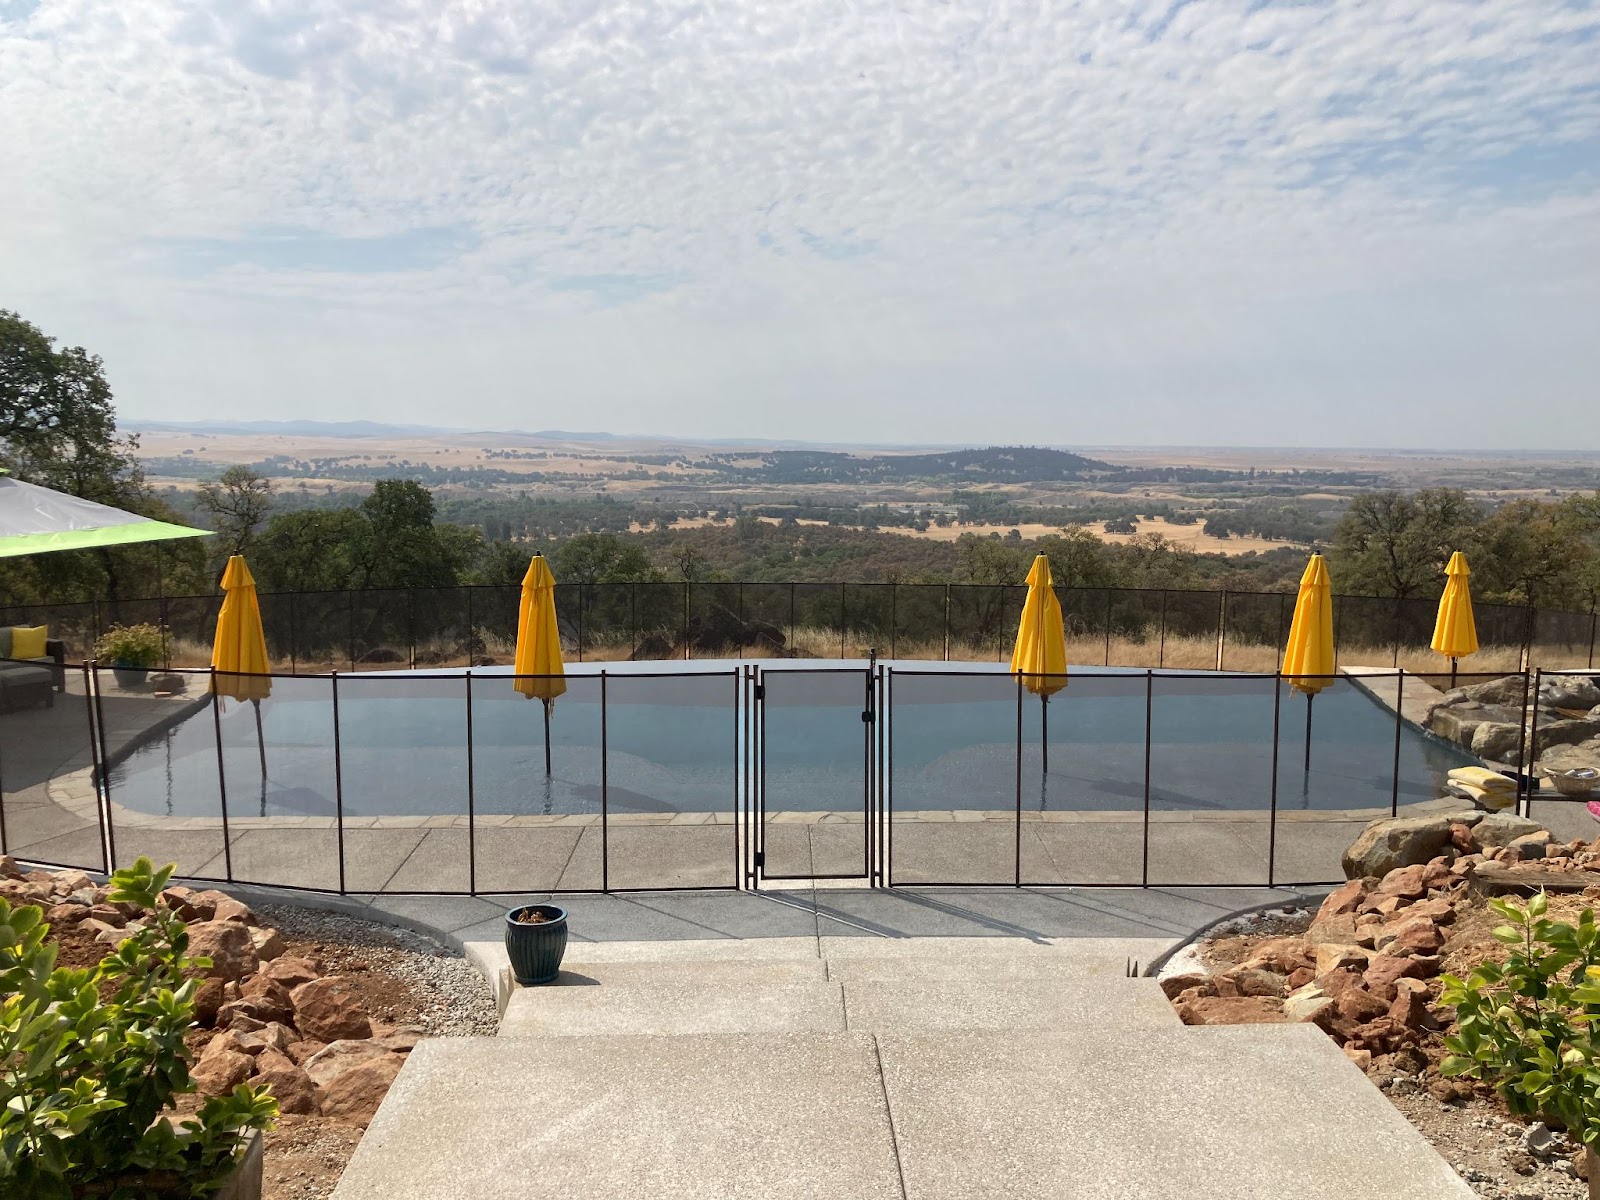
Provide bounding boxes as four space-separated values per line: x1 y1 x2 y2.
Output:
753 666 879 882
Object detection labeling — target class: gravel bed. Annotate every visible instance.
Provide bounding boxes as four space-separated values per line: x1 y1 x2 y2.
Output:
255 904 499 1037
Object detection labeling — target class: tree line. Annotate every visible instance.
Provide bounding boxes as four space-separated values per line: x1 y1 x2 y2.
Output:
3 309 1597 615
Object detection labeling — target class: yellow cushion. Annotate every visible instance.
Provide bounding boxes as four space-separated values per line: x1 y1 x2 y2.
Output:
9 626 48 659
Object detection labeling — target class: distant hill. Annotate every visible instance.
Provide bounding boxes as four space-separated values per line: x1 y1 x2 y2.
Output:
724 446 1119 484
124 418 623 441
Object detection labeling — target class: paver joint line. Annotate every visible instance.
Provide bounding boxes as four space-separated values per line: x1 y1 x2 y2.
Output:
871 1034 910 1200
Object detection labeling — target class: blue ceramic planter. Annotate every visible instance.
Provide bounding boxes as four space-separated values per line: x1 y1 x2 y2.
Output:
504 904 569 985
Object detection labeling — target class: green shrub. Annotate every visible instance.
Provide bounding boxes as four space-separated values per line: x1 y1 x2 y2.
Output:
0 858 277 1199
92 623 167 669
1439 892 1600 1148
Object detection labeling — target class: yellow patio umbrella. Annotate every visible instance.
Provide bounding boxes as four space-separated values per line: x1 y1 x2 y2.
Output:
211 554 271 801
513 553 566 773
1011 554 1068 772
1281 553 1335 772
1431 551 1478 686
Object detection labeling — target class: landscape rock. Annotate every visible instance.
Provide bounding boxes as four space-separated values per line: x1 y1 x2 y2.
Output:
1472 863 1600 895
1471 721 1524 763
1536 719 1600 756
314 1052 405 1127
1341 814 1480 879
1315 879 1368 921
250 925 286 961
1360 954 1434 1001
263 955 322 989
1505 832 1550 860
1175 995 1285 1026
251 1049 320 1115
193 977 225 1025
290 976 373 1042
191 1048 254 1095
1314 943 1370 977
1389 979 1434 1029
302 1038 395 1087
1375 918 1445 957
1455 676 1533 708
1540 676 1600 710
1429 702 1520 748
1159 973 1211 1000
1282 983 1335 1025
186 920 257 982
1474 812 1545 848
0 855 22 879
286 1038 329 1067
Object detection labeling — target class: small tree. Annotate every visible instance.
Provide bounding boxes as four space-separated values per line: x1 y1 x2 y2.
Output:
1440 893 1600 1164
195 466 274 559
0 858 277 1198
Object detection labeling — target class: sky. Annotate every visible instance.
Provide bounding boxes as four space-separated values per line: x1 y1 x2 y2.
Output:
2 0 1598 449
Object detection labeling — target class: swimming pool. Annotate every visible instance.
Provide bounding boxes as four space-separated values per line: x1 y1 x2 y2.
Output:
106 661 1474 823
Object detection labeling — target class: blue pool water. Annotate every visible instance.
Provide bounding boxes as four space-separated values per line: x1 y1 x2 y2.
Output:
107 662 1475 820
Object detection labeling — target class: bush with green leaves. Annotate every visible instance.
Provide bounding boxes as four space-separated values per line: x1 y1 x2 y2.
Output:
1439 891 1600 1150
0 858 277 1199
91 623 168 670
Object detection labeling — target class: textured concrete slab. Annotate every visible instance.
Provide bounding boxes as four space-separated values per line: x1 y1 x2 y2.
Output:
878 1024 1474 1199
499 980 844 1036
469 825 588 893
603 823 740 889
218 829 343 892
824 941 1169 981
842 977 1181 1032
331 1035 904 1200
550 959 828 988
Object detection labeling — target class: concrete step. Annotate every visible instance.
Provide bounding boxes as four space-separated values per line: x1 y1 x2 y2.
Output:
555 959 827 988
332 1026 1472 1200
825 951 1141 983
842 977 1182 1032
500 980 846 1037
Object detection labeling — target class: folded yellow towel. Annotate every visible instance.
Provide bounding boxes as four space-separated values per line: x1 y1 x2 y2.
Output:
1449 766 1516 792
1445 782 1519 811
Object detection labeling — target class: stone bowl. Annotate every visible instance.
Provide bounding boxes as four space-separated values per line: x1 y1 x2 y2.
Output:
1546 767 1600 797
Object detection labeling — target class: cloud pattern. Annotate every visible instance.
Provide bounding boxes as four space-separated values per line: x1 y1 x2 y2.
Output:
1 0 1597 445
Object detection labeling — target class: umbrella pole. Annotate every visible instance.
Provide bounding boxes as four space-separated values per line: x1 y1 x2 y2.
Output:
1304 693 1314 773
1041 695 1049 775
254 699 268 816
1450 657 1458 689
543 699 552 776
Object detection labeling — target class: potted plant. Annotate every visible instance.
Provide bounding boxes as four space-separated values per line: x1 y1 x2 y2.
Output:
94 622 167 688
0 857 277 1197
504 903 569 985
1440 892 1600 1196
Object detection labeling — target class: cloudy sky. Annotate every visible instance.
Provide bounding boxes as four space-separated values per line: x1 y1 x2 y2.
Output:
2 0 1597 448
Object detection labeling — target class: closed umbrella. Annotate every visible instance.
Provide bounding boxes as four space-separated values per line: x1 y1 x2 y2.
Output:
1011 554 1068 772
514 554 566 773
1281 553 1335 772
1430 551 1478 687
211 555 271 805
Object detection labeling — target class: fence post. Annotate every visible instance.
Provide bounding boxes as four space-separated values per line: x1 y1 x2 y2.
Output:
465 672 476 895
332 672 347 894
289 591 299 675
577 584 585 663
1589 608 1597 670
840 582 847 659
890 584 897 660
1390 671 1404 818
1523 606 1537 672
1142 670 1153 887
465 587 474 668
1104 590 1112 667
1214 591 1226 671
943 585 951 661
600 670 609 891
1157 590 1168 669
1513 670 1534 820
347 591 356 673
1013 672 1023 888
683 582 691 661
1267 671 1281 887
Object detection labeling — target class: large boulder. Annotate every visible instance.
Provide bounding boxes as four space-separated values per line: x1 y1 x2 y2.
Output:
251 1049 320 1115
1473 811 1545 848
1541 676 1600 711
1429 701 1520 749
1340 813 1480 879
186 921 258 983
1455 676 1533 707
290 976 373 1042
1535 719 1600 756
309 1046 405 1126
1471 722 1524 764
